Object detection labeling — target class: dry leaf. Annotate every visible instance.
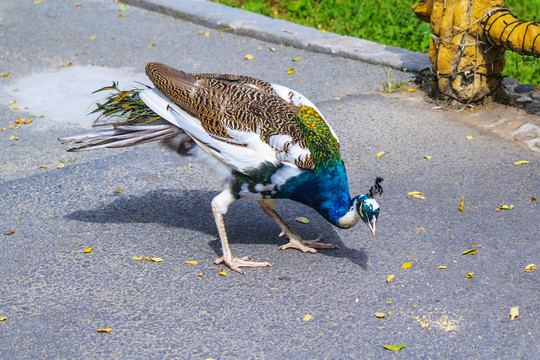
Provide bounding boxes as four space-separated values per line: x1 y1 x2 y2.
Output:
513 160 529 165
218 268 227 276
295 217 310 224
386 274 395 283
286 68 295 75
466 272 474 278
529 197 537 202
383 344 405 351
376 151 386 158
401 262 412 269
245 54 254 60
374 312 386 319
462 248 477 255
4 229 15 235
303 314 312 321
83 247 93 253
145 257 164 262
185 261 199 265
132 256 143 261
407 191 426 199
525 264 536 272
424 155 431 159
458 196 464 212
8 100 16 105
438 265 447 269
97 328 112 333
509 306 519 321
421 322 429 329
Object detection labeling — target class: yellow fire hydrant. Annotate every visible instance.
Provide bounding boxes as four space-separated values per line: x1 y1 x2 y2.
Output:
413 0 540 103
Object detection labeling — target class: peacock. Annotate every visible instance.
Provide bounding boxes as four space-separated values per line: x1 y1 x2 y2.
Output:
59 63 383 274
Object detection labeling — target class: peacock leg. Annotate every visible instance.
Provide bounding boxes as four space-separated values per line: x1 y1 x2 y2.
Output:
211 191 271 274
258 199 339 253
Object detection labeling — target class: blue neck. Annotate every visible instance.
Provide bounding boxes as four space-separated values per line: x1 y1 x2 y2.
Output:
276 161 352 226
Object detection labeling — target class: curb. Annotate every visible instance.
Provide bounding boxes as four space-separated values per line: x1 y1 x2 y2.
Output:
124 0 432 73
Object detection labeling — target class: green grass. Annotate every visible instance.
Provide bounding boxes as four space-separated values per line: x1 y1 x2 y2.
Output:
213 0 539 84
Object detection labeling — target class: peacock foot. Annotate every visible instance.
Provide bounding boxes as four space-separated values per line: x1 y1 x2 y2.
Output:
214 255 272 275
278 235 339 253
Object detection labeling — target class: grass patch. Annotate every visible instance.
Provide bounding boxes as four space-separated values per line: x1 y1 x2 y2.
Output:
213 0 539 84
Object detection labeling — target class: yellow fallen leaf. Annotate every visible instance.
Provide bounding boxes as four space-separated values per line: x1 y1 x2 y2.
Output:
292 57 301 61
406 88 416 92
466 136 473 140
401 262 411 269
438 265 447 269
185 261 199 265
218 268 227 276
204 31 210 37
269 47 276 52
499 204 514 210
24 119 33 124
198 272 203 277
374 312 386 319
407 191 426 199
286 68 295 75
97 328 112 333
8 136 18 141
295 216 310 224
90 36 97 40
424 155 431 160
466 272 474 278
132 256 143 261
462 248 477 255
34 0 43 3
386 274 395 283
530 197 537 202
509 306 519 321
0 317 6 321
83 247 93 253
245 54 254 60
256 46 262 50
525 264 536 272
421 322 429 329
387 311 392 316
376 151 386 158
303 314 312 321
458 196 464 212
513 160 529 165
387 301 392 305
13 106 19 110
66 61 73 66
1 73 9 77
147 257 164 262
383 344 405 351
8 100 16 105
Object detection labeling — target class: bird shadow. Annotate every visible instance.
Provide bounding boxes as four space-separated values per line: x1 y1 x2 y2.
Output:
66 189 368 269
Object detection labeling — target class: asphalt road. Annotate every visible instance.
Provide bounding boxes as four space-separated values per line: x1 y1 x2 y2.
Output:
0 0 538 358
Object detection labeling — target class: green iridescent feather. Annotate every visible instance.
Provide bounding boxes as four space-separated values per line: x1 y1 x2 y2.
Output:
294 106 341 168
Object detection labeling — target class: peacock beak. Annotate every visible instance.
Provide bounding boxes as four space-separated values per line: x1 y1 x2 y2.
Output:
367 219 376 237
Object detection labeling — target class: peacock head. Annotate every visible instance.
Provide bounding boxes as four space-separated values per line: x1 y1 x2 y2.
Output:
355 177 383 236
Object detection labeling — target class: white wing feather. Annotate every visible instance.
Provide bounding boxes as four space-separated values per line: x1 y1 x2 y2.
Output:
139 88 282 174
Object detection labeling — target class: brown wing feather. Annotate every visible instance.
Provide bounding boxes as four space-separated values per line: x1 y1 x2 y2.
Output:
145 62 312 169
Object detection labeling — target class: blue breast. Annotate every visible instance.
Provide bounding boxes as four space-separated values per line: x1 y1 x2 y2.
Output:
276 161 352 227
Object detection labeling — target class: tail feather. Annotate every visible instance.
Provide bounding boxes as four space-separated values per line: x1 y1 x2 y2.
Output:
58 125 181 152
